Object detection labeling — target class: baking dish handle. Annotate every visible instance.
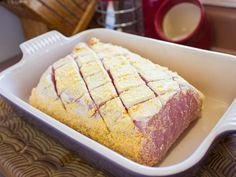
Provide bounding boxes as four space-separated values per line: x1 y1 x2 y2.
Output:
20 31 68 56
216 98 236 134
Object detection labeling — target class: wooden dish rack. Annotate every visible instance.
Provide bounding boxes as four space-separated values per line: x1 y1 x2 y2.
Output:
1 0 97 39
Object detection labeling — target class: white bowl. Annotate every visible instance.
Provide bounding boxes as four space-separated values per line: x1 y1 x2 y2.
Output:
0 29 235 177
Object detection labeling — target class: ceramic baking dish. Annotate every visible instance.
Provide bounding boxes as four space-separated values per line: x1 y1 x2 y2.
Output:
0 29 235 177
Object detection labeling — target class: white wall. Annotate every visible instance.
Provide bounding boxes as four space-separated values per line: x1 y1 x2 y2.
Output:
202 0 236 8
0 5 25 63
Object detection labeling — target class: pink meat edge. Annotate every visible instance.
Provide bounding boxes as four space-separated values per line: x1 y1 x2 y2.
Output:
135 89 202 166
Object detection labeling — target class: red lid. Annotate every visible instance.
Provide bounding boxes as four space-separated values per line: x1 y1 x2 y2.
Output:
153 0 211 49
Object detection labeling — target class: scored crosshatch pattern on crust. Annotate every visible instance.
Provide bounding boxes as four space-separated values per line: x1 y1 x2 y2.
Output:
30 38 204 165
71 43 142 160
88 38 198 120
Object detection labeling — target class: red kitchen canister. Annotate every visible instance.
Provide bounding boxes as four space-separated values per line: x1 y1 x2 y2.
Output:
143 0 211 49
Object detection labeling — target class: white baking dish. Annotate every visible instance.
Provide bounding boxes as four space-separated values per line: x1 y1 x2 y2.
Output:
0 29 235 177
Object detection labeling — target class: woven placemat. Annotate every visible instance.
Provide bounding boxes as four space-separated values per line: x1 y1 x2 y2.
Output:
0 97 235 177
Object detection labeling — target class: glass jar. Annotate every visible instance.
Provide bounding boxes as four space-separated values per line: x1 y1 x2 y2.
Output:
96 0 144 35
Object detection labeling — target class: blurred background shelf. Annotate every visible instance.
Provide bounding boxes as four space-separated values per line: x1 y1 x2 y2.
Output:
1 1 236 68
